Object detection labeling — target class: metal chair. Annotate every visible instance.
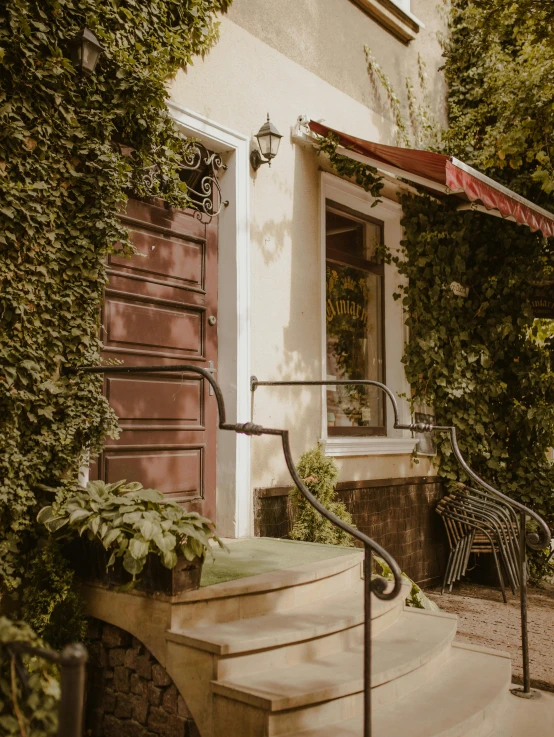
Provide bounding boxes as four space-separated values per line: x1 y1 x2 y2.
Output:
437 485 522 602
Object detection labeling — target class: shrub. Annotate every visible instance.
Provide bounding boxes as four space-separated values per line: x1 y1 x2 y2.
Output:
289 444 354 546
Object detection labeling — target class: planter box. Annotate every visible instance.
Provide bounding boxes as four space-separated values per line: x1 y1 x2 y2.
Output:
66 538 203 596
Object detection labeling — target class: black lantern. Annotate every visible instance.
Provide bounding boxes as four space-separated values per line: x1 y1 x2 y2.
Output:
250 114 283 171
69 28 103 75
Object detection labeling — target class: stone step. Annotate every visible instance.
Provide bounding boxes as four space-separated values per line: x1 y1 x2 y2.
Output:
283 644 511 737
169 551 365 630
211 609 459 736
167 581 410 680
167 578 408 654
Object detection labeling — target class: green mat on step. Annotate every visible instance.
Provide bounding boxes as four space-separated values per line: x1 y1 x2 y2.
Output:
200 538 356 588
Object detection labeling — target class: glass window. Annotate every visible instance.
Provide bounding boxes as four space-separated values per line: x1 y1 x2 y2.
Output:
326 201 385 436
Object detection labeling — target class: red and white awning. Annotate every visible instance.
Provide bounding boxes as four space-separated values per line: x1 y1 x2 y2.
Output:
307 121 554 239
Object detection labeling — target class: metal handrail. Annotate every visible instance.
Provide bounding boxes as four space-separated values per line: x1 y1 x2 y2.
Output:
63 364 404 737
251 376 551 699
4 640 88 737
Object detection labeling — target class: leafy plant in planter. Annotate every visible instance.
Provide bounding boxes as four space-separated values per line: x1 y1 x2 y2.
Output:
38 480 224 593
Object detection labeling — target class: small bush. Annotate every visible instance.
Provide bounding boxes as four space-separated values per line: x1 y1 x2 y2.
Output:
289 444 354 546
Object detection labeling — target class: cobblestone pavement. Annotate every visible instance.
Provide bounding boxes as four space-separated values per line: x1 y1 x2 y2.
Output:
426 581 554 692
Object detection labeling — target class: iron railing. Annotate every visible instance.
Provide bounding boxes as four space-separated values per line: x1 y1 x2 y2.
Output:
64 364 551 731
4 641 87 737
251 376 551 702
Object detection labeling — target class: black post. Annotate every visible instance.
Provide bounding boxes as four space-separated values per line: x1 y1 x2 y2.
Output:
58 643 88 737
519 511 531 694
511 511 540 700
364 545 372 737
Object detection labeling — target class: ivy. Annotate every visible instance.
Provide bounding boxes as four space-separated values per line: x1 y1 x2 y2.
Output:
0 0 231 638
443 0 554 201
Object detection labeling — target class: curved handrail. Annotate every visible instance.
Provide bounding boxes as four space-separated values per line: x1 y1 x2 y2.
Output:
250 377 551 551
63 364 404 602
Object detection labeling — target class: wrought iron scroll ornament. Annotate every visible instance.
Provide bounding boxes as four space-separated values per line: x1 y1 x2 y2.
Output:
178 142 229 223
137 140 228 224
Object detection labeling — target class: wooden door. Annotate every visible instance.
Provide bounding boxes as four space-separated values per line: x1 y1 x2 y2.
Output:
94 198 218 519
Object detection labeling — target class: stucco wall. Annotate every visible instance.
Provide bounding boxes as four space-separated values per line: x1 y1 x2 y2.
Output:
169 5 444 498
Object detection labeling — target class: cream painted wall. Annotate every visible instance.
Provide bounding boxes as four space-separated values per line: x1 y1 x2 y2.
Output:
169 11 440 497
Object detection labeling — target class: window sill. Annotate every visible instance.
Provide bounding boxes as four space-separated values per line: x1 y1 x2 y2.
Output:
325 436 418 457
350 0 423 43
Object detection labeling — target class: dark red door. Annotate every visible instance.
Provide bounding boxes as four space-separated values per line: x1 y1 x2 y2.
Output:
94 198 218 519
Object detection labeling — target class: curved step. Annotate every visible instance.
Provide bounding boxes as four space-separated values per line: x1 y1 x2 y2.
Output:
285 643 511 737
167 580 407 655
170 550 365 629
212 609 458 735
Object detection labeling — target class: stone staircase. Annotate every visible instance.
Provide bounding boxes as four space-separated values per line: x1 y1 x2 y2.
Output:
161 547 512 737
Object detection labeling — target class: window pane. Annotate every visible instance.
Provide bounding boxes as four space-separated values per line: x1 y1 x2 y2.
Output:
326 207 381 262
326 263 384 430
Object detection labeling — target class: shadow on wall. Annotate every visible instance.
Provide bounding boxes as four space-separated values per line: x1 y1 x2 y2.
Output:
86 619 198 737
249 143 327 486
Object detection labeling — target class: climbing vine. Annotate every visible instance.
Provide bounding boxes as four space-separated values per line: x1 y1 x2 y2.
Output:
319 14 554 563
0 0 231 639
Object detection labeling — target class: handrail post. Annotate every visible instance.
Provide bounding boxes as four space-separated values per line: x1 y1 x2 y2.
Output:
364 545 372 737
58 643 88 737
510 511 540 699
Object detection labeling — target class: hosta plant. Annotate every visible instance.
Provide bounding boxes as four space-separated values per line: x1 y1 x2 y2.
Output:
37 480 224 581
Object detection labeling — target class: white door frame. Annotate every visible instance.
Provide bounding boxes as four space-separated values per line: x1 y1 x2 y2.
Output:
168 101 252 538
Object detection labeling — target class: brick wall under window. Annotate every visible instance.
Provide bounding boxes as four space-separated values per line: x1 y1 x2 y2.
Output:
254 476 447 586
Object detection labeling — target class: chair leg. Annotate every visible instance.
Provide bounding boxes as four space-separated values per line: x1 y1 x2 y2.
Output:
442 549 454 595
491 544 508 604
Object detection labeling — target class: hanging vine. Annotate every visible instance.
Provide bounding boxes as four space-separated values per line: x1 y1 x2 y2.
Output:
0 0 231 641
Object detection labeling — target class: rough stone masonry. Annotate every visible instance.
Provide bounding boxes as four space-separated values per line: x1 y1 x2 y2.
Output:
86 619 199 737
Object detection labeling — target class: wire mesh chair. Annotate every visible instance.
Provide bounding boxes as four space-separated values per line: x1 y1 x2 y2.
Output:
436 484 521 602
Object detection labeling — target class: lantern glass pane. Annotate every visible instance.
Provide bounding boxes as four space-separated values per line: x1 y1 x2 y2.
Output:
269 134 281 157
82 42 99 73
257 133 272 157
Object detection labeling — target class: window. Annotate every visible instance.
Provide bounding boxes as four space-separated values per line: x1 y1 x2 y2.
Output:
321 172 416 457
325 201 386 436
351 1 423 44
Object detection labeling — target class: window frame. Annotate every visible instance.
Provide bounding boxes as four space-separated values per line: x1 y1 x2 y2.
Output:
325 199 387 437
319 172 416 457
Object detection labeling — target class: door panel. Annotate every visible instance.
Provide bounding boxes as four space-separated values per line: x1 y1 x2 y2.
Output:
95 198 218 518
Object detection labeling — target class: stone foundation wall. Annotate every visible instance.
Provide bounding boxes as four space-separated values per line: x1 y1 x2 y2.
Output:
254 476 448 586
86 620 198 737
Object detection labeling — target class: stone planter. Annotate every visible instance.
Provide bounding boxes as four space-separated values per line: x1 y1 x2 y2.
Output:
67 538 203 596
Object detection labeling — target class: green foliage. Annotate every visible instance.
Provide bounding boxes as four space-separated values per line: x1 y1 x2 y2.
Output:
289 444 354 546
373 556 440 611
20 539 86 651
318 132 384 204
38 480 224 582
397 194 554 527
0 617 60 737
444 0 554 201
0 0 230 631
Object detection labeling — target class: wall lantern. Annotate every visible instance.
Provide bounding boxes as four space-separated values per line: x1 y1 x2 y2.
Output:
69 28 104 75
250 114 283 171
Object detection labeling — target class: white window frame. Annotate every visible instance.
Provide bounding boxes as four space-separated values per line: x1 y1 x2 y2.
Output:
320 172 416 457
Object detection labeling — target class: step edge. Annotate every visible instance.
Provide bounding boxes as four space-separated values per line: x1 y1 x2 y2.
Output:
171 551 364 603
210 617 457 711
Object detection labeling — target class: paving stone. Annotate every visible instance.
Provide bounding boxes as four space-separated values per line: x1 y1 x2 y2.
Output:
130 673 147 698
103 624 131 649
162 684 178 713
109 648 126 667
131 693 149 723
148 707 186 737
115 692 134 719
124 648 139 669
135 656 152 680
113 666 130 693
147 682 162 706
151 664 172 687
